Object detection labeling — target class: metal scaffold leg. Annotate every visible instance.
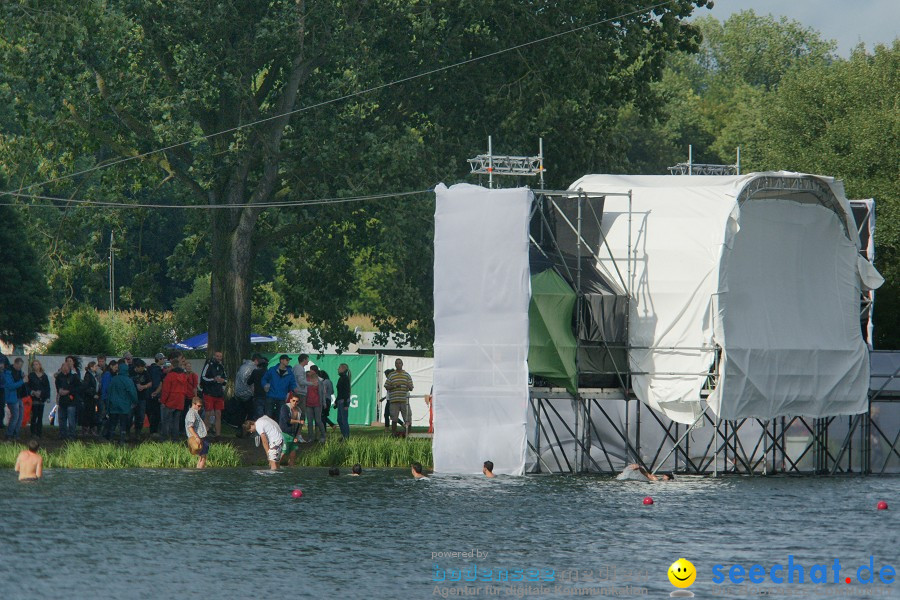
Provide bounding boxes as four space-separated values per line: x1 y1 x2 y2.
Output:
525 392 899 476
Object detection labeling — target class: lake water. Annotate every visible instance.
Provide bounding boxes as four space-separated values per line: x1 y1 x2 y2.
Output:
0 469 898 599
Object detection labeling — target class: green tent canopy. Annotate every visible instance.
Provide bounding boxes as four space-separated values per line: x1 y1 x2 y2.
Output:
528 269 578 395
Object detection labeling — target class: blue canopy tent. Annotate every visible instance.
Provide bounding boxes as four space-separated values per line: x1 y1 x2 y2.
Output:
166 332 278 351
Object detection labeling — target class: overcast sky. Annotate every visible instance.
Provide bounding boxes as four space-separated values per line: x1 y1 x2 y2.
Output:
693 0 899 56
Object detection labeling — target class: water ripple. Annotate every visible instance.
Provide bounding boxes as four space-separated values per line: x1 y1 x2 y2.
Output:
0 470 897 599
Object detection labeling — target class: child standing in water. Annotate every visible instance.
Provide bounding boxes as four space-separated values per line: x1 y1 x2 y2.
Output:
15 439 43 480
184 396 209 469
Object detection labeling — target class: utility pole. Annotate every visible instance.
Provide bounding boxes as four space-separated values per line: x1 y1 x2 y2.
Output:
109 231 115 313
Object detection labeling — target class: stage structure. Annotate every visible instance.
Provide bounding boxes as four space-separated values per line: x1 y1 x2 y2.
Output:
667 144 740 176
850 199 876 348
432 172 900 476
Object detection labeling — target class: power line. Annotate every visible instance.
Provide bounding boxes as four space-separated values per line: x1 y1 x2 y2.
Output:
0 1 671 200
0 188 433 209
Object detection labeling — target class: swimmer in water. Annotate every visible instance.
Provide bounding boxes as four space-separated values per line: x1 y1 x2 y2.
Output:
411 462 428 479
350 464 362 476
619 464 673 482
483 460 496 478
15 439 43 481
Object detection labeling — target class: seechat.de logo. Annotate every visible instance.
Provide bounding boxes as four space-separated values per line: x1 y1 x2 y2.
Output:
711 556 895 586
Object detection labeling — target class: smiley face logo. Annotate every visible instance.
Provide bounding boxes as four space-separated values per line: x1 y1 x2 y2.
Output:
668 558 696 588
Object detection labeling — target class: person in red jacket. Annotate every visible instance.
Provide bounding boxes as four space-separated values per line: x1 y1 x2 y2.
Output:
160 358 189 442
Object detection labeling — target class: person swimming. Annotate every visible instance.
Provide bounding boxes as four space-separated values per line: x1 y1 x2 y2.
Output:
411 462 428 479
616 463 673 482
15 439 43 481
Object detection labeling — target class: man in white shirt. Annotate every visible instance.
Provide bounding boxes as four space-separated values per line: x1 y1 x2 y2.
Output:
243 415 284 470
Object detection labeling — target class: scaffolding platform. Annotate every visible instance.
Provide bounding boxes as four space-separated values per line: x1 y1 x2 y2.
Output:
528 351 900 476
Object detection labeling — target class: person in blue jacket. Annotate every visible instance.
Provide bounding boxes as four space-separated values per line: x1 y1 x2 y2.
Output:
2 358 26 440
99 364 113 422
105 360 137 444
261 354 299 419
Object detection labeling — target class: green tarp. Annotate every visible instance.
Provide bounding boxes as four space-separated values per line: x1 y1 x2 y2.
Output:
262 354 377 425
528 269 578 395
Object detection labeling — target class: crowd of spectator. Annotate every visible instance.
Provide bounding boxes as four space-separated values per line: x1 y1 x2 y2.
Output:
1 351 355 448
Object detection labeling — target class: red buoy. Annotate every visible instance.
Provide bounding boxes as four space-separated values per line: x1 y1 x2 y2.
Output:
291 489 303 499
877 501 888 510
643 496 654 505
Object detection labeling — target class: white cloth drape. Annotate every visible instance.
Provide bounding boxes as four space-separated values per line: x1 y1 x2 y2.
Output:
432 183 531 475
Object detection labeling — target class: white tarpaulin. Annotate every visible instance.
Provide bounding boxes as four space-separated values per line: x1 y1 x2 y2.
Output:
432 183 531 475
570 172 881 424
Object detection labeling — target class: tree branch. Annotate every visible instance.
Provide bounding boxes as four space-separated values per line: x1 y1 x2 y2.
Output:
90 68 202 193
162 152 208 201
63 99 206 201
252 61 285 109
137 14 218 136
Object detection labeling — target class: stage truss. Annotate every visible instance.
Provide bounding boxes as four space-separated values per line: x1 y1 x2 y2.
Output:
528 385 900 476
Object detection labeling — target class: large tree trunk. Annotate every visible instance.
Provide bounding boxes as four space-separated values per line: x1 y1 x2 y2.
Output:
208 186 259 384
204 21 315 382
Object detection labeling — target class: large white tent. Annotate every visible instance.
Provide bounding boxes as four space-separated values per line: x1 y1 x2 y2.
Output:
432 173 884 474
570 172 883 424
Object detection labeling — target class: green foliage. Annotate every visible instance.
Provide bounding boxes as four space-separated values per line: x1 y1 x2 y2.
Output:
173 276 211 339
0 441 241 469
0 0 709 363
252 282 290 333
100 310 177 357
46 307 176 356
689 10 836 90
292 436 433 469
0 437 427 469
0 205 50 345
612 11 899 349
174 275 289 339
616 9 837 170
738 42 900 347
11 4 891 352
47 307 114 355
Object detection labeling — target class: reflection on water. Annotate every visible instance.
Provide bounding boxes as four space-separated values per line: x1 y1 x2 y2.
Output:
0 470 898 599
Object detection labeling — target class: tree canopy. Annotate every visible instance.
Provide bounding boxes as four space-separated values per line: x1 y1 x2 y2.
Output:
0 204 50 345
2 3 897 359
0 0 711 371
737 42 900 347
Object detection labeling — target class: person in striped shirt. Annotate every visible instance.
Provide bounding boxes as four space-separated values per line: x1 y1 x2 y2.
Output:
384 358 413 437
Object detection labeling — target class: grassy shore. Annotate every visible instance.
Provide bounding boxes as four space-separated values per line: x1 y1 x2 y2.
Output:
0 440 242 469
0 428 433 469
292 435 432 468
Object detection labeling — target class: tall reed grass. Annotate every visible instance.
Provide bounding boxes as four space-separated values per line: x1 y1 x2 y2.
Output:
0 435 431 469
0 441 241 469
292 436 433 468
